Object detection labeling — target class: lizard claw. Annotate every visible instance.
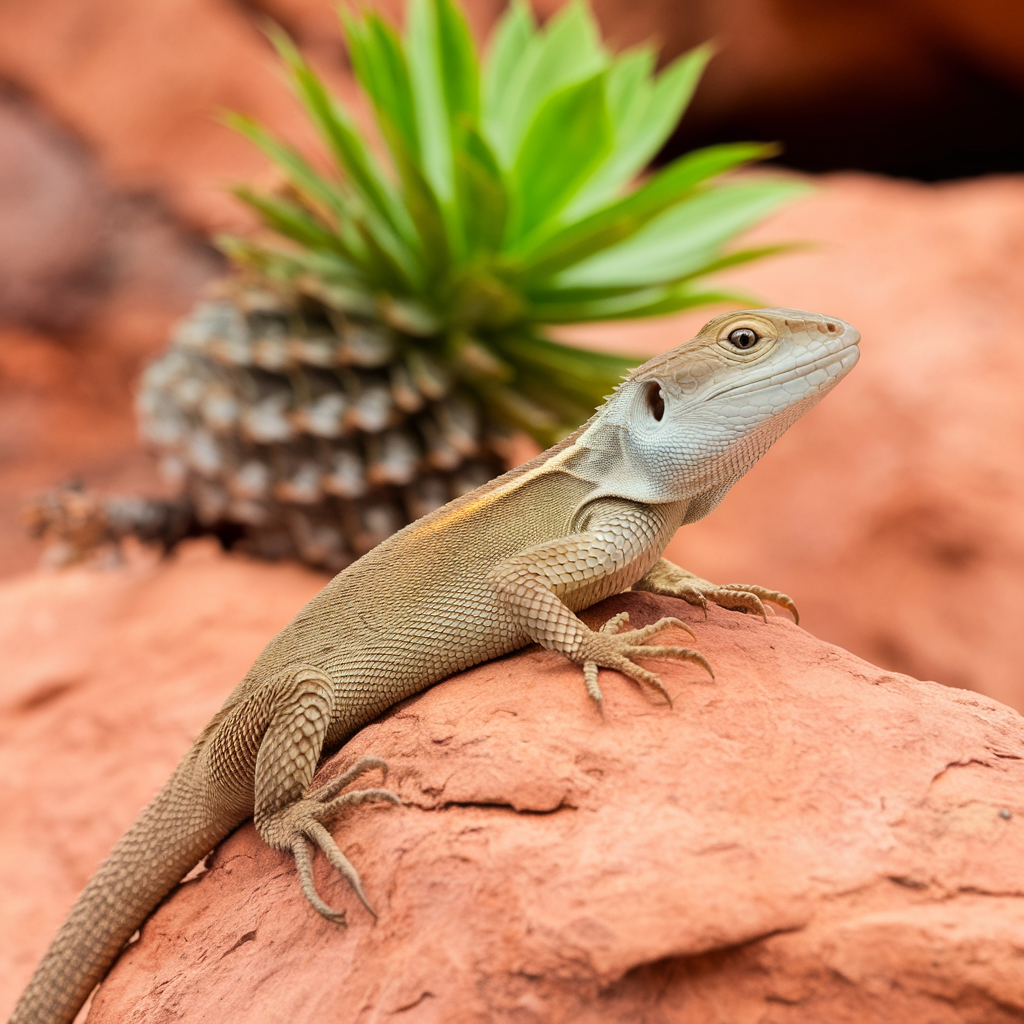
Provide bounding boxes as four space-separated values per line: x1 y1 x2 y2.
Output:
580 614 711 706
645 578 798 624
720 584 800 624
261 758 400 924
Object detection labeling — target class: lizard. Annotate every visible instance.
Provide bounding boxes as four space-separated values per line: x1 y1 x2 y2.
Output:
9 307 859 1024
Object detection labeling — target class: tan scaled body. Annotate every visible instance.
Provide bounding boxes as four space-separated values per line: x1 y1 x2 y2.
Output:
11 309 860 1024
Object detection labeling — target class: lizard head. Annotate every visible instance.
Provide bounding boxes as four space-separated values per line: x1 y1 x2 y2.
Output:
582 308 860 506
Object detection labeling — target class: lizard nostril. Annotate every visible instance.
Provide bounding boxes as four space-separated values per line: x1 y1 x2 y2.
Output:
826 322 837 333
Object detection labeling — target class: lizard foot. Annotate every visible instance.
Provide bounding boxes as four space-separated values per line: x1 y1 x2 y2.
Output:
260 756 400 924
580 613 712 706
640 574 799 624
687 582 799 624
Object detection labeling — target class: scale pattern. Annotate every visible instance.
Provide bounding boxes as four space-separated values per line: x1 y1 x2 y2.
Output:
10 309 860 1024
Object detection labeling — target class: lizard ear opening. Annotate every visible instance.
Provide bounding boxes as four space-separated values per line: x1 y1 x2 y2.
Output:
644 381 665 422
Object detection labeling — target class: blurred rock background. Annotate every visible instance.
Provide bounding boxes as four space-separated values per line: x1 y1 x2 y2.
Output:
1 0 1024 712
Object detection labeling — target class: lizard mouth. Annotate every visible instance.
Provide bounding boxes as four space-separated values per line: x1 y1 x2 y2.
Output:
709 333 860 401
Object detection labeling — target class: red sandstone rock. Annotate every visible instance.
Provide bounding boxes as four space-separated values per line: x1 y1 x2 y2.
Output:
0 97 108 333
0 543 323 1018
1 547 1022 1022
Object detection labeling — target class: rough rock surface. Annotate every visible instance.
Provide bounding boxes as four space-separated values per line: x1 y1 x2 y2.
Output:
0 543 323 1019
1 544 1021 1022
89 592 1024 1023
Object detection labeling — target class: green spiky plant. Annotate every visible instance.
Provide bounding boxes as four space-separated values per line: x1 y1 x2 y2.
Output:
135 0 803 571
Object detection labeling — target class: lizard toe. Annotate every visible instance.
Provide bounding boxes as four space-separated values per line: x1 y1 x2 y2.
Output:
610 654 673 705
657 583 710 617
627 615 696 643
597 611 631 635
582 660 604 705
318 787 401 818
702 587 768 621
721 583 800 624
576 617 713 705
304 820 378 918
261 773 398 924
627 644 714 680
272 799 380 923
314 756 390 803
291 834 348 924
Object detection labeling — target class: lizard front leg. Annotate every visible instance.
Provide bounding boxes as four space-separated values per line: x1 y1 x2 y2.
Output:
488 500 712 705
249 664 399 923
633 558 799 623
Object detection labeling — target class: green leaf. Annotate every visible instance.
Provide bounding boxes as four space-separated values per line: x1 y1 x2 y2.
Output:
566 43 714 217
493 331 636 393
477 383 561 437
304 278 379 317
528 282 753 323
444 333 515 381
455 128 508 254
342 8 459 288
407 0 455 205
406 0 480 257
217 233 308 282
689 242 803 276
353 215 420 294
553 178 808 288
444 265 524 330
516 142 773 277
524 281 654 305
225 113 346 222
341 10 420 166
269 30 417 259
217 234 380 315
377 295 441 335
605 46 656 130
233 188 351 258
487 0 607 166
435 0 480 125
509 72 613 242
390 140 451 288
647 44 713 144
482 0 534 146
487 330 641 441
524 246 794 312
516 379 597 433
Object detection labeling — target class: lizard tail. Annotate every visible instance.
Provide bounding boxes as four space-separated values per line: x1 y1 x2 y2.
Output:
9 772 241 1024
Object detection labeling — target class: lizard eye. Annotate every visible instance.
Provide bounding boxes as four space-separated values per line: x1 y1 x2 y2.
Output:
644 381 665 421
727 327 760 350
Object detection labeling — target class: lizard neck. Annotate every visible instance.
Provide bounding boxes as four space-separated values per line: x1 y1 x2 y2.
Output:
558 384 821 511
555 417 707 507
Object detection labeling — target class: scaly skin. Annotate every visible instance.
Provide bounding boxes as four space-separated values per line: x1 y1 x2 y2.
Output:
10 308 859 1024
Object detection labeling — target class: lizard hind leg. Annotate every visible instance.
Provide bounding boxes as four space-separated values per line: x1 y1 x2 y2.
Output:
252 664 399 923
